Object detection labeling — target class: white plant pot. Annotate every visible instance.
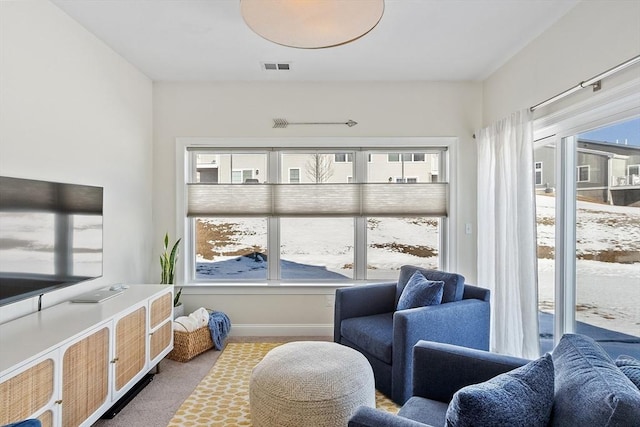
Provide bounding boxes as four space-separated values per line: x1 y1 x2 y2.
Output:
173 303 185 319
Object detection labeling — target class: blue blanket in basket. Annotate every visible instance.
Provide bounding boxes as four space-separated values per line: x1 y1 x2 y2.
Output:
208 311 231 350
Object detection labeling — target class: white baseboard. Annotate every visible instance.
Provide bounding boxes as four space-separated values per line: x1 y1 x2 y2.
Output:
229 323 333 337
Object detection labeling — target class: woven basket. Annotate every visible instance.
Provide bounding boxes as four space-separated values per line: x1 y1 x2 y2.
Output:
167 326 213 362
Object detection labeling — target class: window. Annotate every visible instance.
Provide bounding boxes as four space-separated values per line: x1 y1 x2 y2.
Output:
576 165 590 182
388 153 426 162
334 153 353 163
535 162 543 185
194 218 268 280
627 164 639 184
280 218 354 279
289 168 300 183
183 143 449 283
535 116 639 357
232 169 254 183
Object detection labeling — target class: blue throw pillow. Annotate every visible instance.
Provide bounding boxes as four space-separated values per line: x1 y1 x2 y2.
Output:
396 271 444 310
551 334 640 426
616 355 640 390
445 353 554 427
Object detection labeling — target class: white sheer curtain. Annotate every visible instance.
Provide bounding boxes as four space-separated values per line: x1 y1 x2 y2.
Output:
477 109 540 359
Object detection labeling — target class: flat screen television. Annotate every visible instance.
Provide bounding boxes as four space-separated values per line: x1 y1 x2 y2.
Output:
0 176 103 306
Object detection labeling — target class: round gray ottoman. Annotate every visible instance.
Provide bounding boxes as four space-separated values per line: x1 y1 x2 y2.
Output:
249 341 375 427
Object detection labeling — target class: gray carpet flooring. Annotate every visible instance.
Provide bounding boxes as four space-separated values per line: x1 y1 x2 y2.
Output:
92 336 330 427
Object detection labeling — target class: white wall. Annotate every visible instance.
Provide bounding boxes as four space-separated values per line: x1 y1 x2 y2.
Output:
0 0 153 322
483 0 640 125
153 81 482 335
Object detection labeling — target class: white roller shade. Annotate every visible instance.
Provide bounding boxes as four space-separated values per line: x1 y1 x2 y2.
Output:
361 183 448 216
273 184 361 216
187 184 272 216
187 183 448 217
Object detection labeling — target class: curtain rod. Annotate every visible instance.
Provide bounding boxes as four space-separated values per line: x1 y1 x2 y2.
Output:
530 54 640 111
473 55 640 139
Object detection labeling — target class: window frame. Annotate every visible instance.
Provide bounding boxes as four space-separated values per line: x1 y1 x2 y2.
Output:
176 137 457 287
534 161 543 186
576 165 590 182
334 153 353 163
288 167 300 183
387 152 427 163
532 75 640 346
231 168 255 183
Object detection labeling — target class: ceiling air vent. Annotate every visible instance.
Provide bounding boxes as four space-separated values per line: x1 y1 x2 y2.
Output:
262 62 291 71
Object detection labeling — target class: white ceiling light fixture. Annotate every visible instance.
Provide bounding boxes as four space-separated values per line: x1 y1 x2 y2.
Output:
241 0 384 49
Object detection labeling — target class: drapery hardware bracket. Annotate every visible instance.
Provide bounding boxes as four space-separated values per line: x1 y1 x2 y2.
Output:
530 54 640 111
273 118 358 128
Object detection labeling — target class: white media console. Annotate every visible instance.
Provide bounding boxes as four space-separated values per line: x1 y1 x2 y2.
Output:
0 285 174 427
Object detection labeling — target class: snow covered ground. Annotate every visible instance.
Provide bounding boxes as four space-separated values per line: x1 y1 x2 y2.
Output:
195 217 438 281
536 194 639 337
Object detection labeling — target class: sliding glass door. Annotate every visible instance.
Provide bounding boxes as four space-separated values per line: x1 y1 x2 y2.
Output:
574 120 639 340
536 117 640 357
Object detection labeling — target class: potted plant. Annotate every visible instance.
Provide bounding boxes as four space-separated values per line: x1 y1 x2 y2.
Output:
160 233 183 318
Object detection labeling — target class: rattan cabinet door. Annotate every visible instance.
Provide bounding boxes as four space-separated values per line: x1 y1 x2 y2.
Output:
149 291 172 329
61 327 109 427
149 290 173 365
149 320 172 363
0 352 56 427
114 305 147 394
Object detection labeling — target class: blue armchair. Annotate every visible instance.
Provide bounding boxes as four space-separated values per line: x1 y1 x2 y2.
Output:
350 335 640 426
334 265 490 404
348 340 528 426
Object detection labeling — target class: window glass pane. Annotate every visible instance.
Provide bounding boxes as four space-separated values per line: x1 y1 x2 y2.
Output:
367 217 439 280
0 212 55 275
576 165 590 182
196 153 267 184
196 154 220 183
289 168 300 183
534 162 543 186
334 153 353 163
72 214 102 277
575 120 640 343
369 151 440 183
280 152 353 183
280 218 353 279
194 218 267 280
535 143 556 351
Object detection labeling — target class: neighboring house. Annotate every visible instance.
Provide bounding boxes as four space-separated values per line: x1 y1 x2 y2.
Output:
196 152 440 184
535 139 640 206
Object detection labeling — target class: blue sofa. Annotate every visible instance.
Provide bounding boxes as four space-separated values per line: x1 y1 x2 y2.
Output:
334 266 490 404
349 334 640 426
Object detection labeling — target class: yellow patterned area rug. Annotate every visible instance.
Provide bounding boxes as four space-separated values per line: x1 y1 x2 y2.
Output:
168 342 400 426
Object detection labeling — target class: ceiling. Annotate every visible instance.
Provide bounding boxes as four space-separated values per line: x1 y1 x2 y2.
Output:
51 0 579 82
